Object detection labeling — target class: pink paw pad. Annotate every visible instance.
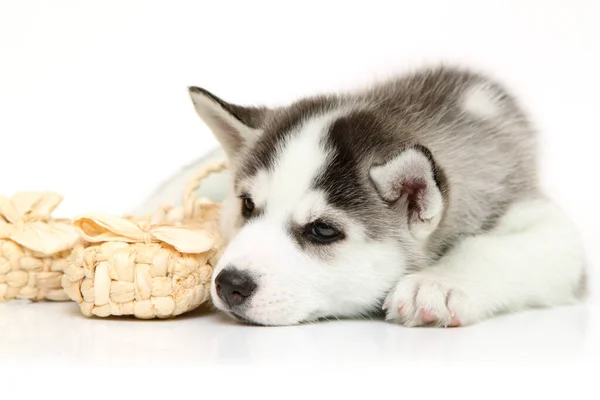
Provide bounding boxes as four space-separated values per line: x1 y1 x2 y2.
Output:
421 310 437 323
448 312 461 327
398 304 405 316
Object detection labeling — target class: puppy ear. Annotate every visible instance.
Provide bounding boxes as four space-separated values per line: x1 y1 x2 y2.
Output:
370 146 446 240
188 87 269 159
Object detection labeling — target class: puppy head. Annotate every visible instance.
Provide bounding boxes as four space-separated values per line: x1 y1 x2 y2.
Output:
188 87 446 325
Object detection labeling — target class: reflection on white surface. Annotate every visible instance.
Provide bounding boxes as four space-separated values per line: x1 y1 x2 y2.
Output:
0 300 592 366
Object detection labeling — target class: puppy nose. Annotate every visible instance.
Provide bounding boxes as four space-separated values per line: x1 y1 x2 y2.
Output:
214 268 256 307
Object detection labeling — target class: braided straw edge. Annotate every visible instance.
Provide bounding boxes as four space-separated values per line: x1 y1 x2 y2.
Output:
61 158 228 318
182 159 227 221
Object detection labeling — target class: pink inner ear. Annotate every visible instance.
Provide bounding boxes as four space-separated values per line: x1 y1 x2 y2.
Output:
395 178 427 222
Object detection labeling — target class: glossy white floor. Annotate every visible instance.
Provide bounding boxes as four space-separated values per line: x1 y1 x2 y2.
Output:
1 294 596 366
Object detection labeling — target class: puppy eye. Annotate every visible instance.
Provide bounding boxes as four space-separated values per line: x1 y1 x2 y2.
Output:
306 220 343 244
241 196 255 218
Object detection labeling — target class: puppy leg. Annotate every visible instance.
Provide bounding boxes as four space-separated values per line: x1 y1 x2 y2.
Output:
385 198 586 327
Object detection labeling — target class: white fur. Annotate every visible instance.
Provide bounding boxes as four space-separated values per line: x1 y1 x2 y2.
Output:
258 113 333 218
461 83 501 118
384 197 586 327
292 190 338 227
248 169 271 209
211 110 407 325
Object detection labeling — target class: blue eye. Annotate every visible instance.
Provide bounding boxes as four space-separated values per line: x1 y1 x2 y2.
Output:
307 221 343 244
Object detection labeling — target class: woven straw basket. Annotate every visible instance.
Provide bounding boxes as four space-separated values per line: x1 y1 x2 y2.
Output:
0 192 80 302
61 161 227 319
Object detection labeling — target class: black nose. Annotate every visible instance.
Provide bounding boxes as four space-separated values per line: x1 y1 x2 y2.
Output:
214 268 257 307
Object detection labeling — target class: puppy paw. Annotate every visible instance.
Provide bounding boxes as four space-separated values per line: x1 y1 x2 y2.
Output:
384 273 480 327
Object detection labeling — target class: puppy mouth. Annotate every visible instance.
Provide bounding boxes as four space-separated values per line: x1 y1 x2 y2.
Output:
228 310 262 326
214 295 261 325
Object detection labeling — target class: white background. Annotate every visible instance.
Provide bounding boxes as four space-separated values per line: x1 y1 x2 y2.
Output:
1 0 599 398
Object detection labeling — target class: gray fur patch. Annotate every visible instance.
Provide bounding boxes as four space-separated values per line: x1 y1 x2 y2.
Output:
218 66 539 264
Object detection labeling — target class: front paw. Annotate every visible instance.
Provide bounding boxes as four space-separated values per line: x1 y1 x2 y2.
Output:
384 273 478 327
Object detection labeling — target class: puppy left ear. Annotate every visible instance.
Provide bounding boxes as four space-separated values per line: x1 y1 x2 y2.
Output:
188 87 269 160
370 146 447 240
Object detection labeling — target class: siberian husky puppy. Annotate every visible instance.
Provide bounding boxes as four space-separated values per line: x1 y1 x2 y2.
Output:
139 66 586 327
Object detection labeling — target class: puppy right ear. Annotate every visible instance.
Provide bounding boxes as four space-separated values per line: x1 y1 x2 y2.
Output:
188 87 269 159
370 145 448 241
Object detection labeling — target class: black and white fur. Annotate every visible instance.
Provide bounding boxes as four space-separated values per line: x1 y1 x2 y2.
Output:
140 66 586 327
